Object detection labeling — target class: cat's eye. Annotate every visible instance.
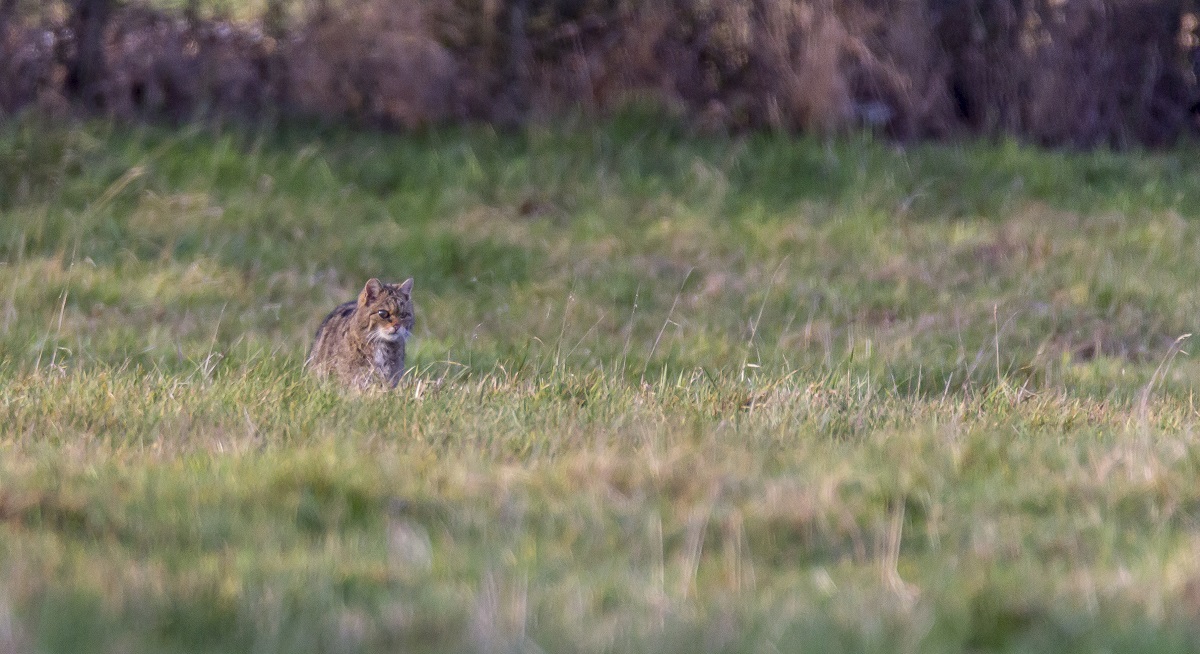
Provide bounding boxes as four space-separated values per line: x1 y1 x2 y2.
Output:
376 310 391 320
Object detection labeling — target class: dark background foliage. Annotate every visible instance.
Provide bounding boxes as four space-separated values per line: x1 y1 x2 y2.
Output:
3 0 1199 146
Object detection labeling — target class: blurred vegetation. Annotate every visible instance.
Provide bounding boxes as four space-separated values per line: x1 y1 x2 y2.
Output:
3 0 1199 145
4 115 1200 652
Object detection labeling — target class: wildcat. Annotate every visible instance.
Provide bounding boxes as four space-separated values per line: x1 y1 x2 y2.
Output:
306 278 415 389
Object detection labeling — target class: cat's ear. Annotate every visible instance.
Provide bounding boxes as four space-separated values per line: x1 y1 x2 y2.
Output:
358 278 384 306
397 278 414 295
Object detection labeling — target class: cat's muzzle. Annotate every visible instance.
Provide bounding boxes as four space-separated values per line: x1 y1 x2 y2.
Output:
376 325 410 343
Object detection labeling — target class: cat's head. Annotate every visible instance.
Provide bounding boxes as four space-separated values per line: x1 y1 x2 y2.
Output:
356 277 414 343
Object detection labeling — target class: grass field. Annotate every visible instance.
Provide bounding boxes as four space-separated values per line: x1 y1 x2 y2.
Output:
4 114 1200 653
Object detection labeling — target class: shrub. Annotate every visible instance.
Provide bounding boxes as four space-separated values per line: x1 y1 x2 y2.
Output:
2 0 1197 146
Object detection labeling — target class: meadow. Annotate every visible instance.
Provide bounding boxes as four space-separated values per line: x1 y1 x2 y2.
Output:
4 114 1200 652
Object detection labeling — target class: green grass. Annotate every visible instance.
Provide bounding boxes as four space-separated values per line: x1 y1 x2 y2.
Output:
4 114 1200 653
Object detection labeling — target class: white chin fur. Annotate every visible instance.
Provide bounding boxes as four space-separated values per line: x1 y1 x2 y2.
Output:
376 327 410 343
